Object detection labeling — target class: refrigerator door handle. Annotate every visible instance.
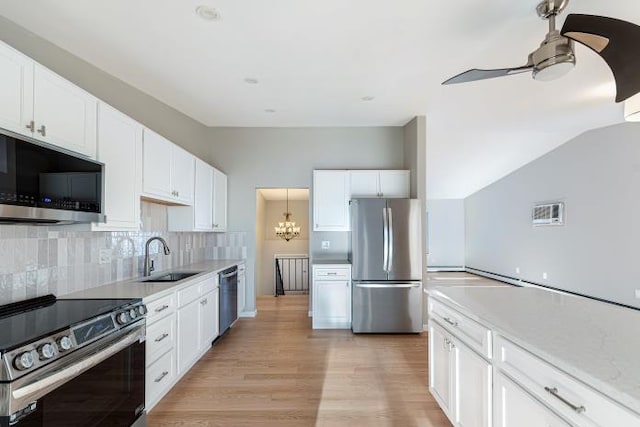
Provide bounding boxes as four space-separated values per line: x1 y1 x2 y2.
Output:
383 207 389 272
387 207 394 271
354 283 422 289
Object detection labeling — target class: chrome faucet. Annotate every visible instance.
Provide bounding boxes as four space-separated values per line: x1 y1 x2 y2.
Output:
143 237 171 277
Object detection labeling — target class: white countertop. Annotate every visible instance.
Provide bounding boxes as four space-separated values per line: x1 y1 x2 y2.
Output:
428 286 640 415
63 259 244 301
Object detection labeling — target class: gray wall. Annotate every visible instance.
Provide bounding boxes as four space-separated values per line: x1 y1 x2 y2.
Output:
0 15 211 160
207 126 405 312
427 199 465 269
465 122 640 309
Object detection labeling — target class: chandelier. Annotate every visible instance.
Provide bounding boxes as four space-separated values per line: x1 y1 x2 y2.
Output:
274 189 301 241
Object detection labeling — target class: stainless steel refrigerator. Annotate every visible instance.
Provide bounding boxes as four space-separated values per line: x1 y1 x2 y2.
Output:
350 198 423 333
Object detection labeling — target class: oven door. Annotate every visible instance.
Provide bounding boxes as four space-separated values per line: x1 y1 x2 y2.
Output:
1 324 145 427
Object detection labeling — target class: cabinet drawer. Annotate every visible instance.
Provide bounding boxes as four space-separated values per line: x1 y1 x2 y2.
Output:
178 281 202 307
496 336 640 427
199 276 218 295
146 314 175 366
146 349 176 409
145 293 175 325
313 267 350 280
429 298 492 359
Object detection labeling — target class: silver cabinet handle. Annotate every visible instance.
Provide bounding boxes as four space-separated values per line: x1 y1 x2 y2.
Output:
154 371 169 383
443 338 456 351
155 333 169 342
443 317 458 327
544 387 586 414
200 298 207 305
37 125 46 137
327 272 337 276
155 304 169 313
26 121 35 132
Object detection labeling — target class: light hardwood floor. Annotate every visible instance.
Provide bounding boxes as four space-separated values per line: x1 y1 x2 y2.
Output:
148 293 453 427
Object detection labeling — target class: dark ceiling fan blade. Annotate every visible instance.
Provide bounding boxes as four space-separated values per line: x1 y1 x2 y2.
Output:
442 65 533 85
561 14 640 102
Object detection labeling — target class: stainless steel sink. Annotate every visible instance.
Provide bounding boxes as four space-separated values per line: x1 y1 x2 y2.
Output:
138 272 202 283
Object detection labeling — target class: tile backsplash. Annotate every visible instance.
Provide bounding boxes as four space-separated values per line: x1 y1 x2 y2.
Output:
0 201 246 304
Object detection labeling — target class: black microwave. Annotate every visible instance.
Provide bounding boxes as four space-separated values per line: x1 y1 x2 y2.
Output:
0 129 105 224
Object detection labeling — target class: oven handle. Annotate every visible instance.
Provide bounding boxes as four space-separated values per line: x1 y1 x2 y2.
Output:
11 326 144 409
220 271 238 279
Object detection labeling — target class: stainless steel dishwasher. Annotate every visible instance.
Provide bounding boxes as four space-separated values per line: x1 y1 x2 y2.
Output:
218 266 238 335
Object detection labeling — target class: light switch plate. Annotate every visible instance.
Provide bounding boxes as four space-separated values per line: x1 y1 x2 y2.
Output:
635 289 640 299
321 241 330 250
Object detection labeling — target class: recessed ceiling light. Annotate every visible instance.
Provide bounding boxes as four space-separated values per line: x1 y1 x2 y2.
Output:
244 78 259 84
361 96 375 101
195 6 220 21
264 109 276 113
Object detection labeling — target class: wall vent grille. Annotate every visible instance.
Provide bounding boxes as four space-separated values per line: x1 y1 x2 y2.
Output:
532 202 564 226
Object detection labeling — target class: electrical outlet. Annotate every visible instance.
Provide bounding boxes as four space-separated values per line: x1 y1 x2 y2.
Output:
635 289 640 299
515 267 520 274
321 241 330 250
542 272 548 280
99 249 112 265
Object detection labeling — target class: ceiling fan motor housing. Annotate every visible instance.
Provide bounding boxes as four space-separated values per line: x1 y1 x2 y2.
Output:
532 30 576 81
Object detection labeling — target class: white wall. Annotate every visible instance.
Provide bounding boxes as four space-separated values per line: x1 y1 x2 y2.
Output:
207 127 405 312
258 199 309 296
465 122 640 309
427 199 465 269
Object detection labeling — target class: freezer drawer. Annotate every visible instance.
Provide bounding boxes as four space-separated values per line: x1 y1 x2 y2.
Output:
352 282 423 333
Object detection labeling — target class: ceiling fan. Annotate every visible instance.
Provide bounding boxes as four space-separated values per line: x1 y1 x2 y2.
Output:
442 0 640 102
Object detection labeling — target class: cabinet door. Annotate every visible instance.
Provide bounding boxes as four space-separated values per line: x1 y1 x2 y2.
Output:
237 267 245 315
313 280 351 328
379 171 410 198
495 372 570 427
0 41 34 138
142 129 172 199
199 289 219 349
33 65 97 158
313 170 350 231
212 168 227 231
194 158 213 230
96 103 141 230
349 171 380 198
177 298 201 373
455 339 492 427
429 322 455 421
171 145 195 204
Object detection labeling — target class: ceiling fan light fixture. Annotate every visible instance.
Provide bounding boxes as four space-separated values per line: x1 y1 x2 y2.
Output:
533 58 575 81
624 93 640 122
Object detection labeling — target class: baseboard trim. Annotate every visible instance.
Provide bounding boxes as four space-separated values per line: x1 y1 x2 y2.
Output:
423 323 429 332
427 266 465 272
239 310 257 318
308 310 312 318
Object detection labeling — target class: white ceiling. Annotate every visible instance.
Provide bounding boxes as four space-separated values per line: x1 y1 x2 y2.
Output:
259 188 309 201
1 1 639 198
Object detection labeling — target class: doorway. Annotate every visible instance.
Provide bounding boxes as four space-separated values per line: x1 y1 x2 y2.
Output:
255 188 310 298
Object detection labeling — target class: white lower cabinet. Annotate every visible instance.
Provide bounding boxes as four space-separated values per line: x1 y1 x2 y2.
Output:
494 372 570 427
144 273 225 412
429 321 456 419
312 265 352 329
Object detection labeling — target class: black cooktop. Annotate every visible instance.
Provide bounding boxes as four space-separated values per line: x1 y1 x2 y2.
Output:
0 295 140 352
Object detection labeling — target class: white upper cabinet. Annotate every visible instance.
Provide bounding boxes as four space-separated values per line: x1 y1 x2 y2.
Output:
349 170 409 198
94 103 142 231
0 41 34 138
168 162 227 232
212 167 227 232
313 170 350 231
171 145 195 205
142 128 194 205
33 65 98 158
194 159 214 230
0 41 97 158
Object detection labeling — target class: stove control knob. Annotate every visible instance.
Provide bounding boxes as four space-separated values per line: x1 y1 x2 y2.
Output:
129 308 137 319
137 305 147 316
57 336 72 352
14 351 35 371
37 343 55 360
117 312 130 325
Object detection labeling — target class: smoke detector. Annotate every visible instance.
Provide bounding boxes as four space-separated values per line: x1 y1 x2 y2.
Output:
196 6 220 21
